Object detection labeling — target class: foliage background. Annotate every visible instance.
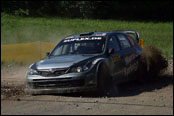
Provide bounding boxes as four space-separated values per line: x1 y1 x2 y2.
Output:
1 1 173 22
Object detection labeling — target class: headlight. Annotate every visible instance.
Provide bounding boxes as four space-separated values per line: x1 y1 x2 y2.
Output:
77 67 83 73
70 66 83 73
27 63 38 75
27 68 38 75
70 61 93 73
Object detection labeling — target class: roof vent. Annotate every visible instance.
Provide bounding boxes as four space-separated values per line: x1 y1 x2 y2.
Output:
79 32 94 36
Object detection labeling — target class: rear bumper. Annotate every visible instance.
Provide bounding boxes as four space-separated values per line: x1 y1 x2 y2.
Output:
25 69 98 94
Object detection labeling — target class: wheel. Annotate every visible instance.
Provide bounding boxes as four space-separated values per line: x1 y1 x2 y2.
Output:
97 63 111 96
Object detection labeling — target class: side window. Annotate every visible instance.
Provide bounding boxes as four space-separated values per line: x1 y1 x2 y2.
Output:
61 44 70 55
108 36 120 52
116 34 131 49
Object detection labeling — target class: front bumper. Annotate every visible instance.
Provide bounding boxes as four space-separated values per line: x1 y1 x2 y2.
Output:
25 69 98 94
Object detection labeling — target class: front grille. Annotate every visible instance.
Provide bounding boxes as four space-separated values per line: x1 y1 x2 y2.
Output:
37 68 68 77
31 79 85 89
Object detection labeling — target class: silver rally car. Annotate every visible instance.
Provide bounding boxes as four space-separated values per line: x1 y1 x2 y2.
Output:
25 30 142 95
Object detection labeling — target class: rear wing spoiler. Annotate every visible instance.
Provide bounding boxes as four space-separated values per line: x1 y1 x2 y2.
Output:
112 30 140 43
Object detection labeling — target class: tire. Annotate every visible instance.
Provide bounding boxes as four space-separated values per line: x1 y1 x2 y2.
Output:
97 63 111 96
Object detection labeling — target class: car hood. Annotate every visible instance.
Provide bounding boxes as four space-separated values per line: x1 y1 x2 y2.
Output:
36 54 98 70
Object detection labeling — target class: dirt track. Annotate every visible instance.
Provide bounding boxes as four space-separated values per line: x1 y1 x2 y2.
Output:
1 60 173 115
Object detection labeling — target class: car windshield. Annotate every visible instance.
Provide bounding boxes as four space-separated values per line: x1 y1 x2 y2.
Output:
50 36 106 56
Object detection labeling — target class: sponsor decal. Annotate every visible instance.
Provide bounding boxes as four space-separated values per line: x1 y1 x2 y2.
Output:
65 36 74 39
111 55 120 62
95 33 106 36
63 37 102 42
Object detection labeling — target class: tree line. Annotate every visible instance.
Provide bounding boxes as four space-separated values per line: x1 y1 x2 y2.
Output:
1 1 173 21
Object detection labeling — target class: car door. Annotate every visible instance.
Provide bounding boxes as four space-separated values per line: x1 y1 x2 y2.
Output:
107 34 125 82
116 33 138 81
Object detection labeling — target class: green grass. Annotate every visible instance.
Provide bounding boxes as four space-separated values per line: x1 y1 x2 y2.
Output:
1 13 173 59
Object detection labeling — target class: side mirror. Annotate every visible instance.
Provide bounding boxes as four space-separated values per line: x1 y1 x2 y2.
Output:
108 48 115 55
46 52 50 57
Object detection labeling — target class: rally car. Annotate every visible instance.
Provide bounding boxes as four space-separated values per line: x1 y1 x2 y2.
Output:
25 30 143 95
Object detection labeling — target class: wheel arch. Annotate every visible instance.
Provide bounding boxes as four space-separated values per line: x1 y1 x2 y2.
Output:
94 59 110 79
